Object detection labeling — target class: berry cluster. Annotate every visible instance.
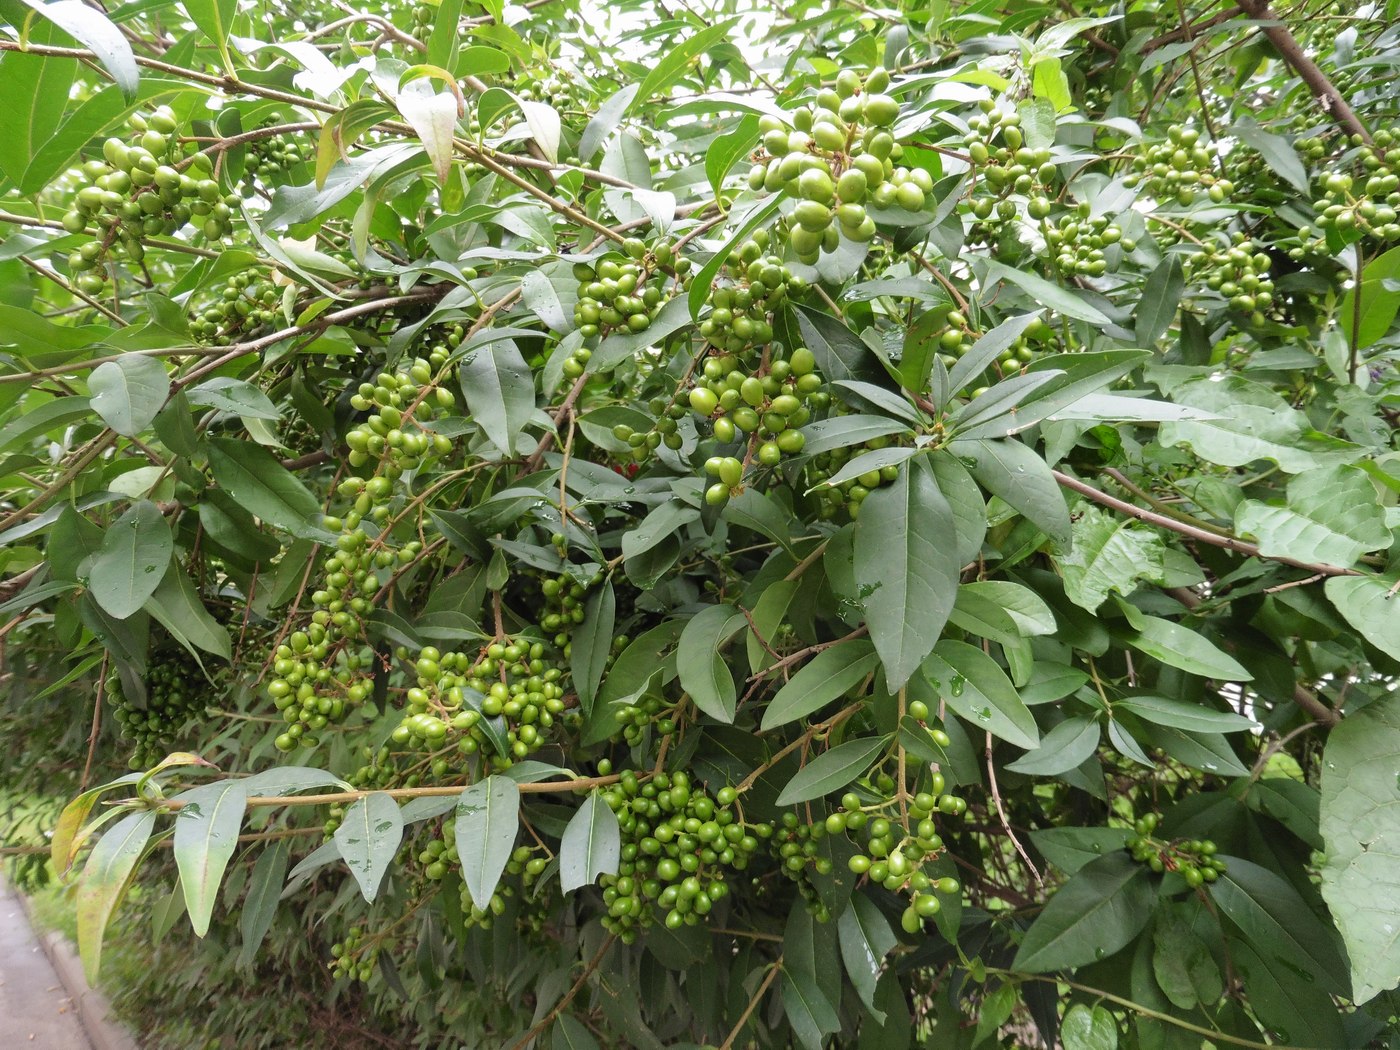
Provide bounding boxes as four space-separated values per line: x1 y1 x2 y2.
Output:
804 430 910 520
190 271 281 344
390 638 568 766
1125 813 1226 887
329 925 378 982
964 100 1056 199
1186 234 1275 324
1123 125 1232 205
747 67 930 262
597 773 757 943
241 130 305 189
107 650 216 770
698 234 801 352
1305 130 1400 242
344 359 458 474
266 628 380 752
771 812 836 920
63 108 236 293
611 395 689 462
1044 206 1136 277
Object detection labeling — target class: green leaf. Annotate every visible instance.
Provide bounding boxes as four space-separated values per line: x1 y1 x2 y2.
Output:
457 338 534 456
553 1013 601 1050
1339 245 1400 352
958 581 1056 637
333 792 404 903
837 893 896 1023
1013 852 1154 971
1152 910 1222 1010
1231 938 1347 1048
237 839 290 970
559 789 620 893
89 354 170 436
981 258 1109 324
1141 724 1249 777
1135 255 1184 346
760 638 879 731
952 437 1071 547
1060 1004 1118 1050
172 780 248 937
20 0 138 98
88 499 172 619
1231 116 1310 194
0 396 96 454
782 965 840 1050
571 581 615 712
591 296 693 372
180 0 237 72
1029 826 1129 875
677 604 747 723
1209 856 1350 995
207 438 332 542
1119 615 1252 681
1235 463 1391 569
0 20 76 188
1055 506 1166 612
1320 691 1400 1003
1115 695 1254 733
854 457 959 689
77 809 155 982
1005 717 1099 775
926 640 1039 750
454 775 520 910
629 20 737 114
579 83 639 162
799 414 911 457
143 563 232 661
706 114 759 203
1158 375 1331 473
776 736 890 806
1326 574 1400 662
187 377 282 420
688 196 782 319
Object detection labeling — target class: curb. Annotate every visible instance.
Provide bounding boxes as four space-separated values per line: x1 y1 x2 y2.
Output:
8 884 142 1050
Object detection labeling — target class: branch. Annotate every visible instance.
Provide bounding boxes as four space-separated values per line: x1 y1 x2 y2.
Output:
1235 0 1371 142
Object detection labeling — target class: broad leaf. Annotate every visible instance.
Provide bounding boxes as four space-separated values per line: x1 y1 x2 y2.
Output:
761 638 879 731
88 500 172 619
776 736 889 805
89 354 170 436
559 789 620 893
1013 852 1153 971
172 779 248 936
334 792 404 902
676 604 747 723
454 775 520 910
77 809 156 982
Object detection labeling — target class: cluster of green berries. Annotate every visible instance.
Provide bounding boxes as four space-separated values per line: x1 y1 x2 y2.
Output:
539 572 590 647
344 359 457 474
1125 813 1226 888
1186 234 1276 324
1304 131 1400 241
597 772 757 943
515 67 589 116
836 771 964 933
107 650 215 769
805 431 910 520
1123 125 1232 205
771 812 836 920
964 101 1058 200
390 638 568 766
242 131 305 187
457 843 555 932
1044 206 1136 277
267 627 381 752
747 67 925 262
611 395 690 461
329 926 378 982
62 108 237 293
571 239 683 339
920 305 1057 377
698 233 802 352
614 690 681 748
190 271 281 343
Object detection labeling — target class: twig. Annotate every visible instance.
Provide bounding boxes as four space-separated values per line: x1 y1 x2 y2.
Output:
506 934 617 1050
717 958 782 1050
984 730 1042 886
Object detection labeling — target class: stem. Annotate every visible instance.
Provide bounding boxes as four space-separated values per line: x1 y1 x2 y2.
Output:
717 958 782 1050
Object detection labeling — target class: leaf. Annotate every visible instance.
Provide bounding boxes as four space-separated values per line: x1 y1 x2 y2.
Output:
688 196 782 319
571 581 615 712
981 258 1109 323
1012 852 1154 971
1152 911 1222 1010
958 581 1056 637
333 792 404 903
782 966 840 1050
77 809 155 982
1135 255 1184 347
50 771 143 876
237 839 290 969
1115 695 1254 733
1029 826 1130 875
1005 717 1099 775
1231 116 1310 194
187 377 282 420
838 893 896 1022
1231 938 1347 1049
952 437 1071 547
518 98 560 163
144 564 232 660
457 338 534 455
181 0 237 70
1158 376 1328 473
761 638 880 731
591 295 693 372
20 0 138 98
1119 615 1252 681
89 354 171 436
88 500 173 619
559 789 620 893
799 414 911 457
776 736 889 806
1339 245 1400 352
629 20 737 113
172 779 248 937
1326 575 1400 662
706 115 759 202
925 640 1039 750
1055 506 1166 612
1320 691 1400 1003
579 82 639 162
454 775 520 910
1235 464 1391 569
1060 1004 1118 1050
854 457 958 689
1142 724 1249 777
1210 856 1350 995
553 1013 601 1050
207 438 333 542
677 604 748 723
944 312 1042 403
0 20 75 188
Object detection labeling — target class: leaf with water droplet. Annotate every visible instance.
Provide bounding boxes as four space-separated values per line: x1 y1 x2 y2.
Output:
334 792 403 902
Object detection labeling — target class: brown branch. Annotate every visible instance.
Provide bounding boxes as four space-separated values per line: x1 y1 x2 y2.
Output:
718 958 783 1050
1235 0 1371 142
505 934 617 1050
1141 5 1242 52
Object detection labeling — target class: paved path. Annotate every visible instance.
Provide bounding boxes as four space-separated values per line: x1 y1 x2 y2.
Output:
0 880 93 1050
